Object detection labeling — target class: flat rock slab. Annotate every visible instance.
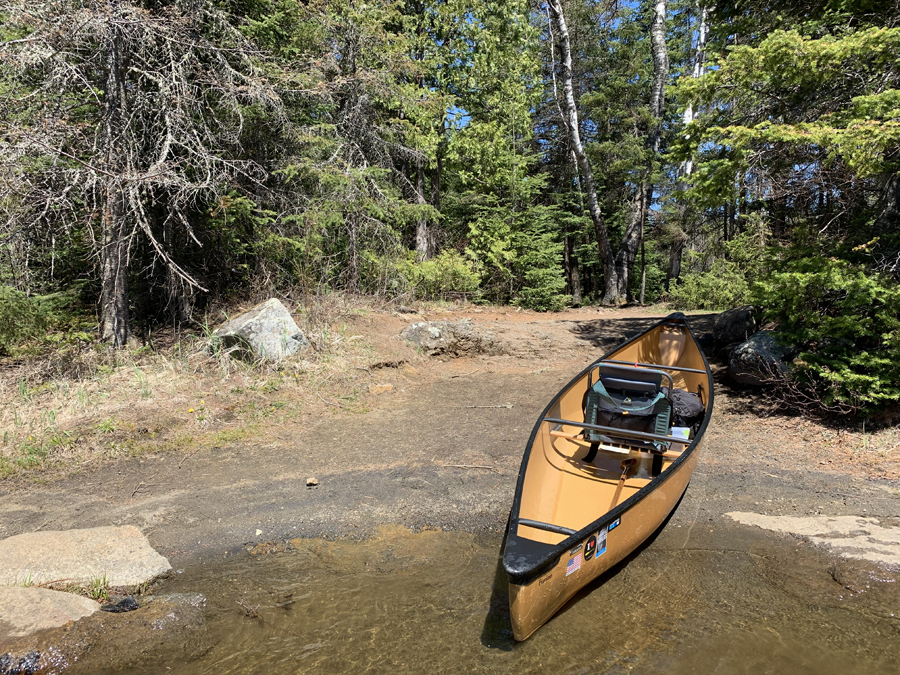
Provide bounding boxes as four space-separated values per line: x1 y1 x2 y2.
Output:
400 320 503 357
727 512 900 565
0 525 171 588
0 586 99 640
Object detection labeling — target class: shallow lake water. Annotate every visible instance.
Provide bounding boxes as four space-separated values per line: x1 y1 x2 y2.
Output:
91 522 900 675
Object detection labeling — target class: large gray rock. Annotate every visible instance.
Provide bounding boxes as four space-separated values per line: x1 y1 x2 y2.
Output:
728 330 793 386
400 320 503 357
714 305 758 347
0 525 171 589
0 586 99 641
213 298 309 362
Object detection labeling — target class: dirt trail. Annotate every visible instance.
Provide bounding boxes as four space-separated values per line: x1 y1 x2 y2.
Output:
0 306 898 569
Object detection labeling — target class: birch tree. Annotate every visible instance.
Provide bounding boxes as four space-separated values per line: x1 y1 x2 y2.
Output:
609 0 669 304
667 2 707 289
546 0 618 303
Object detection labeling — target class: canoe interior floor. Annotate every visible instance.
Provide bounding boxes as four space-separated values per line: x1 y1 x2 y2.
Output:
515 322 707 547
516 435 660 545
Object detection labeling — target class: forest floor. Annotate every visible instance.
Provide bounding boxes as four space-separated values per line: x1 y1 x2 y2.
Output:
0 299 899 567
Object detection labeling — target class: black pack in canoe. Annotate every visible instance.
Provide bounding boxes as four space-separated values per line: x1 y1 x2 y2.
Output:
502 312 714 640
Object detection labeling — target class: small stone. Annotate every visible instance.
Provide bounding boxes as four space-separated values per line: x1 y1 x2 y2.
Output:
100 596 139 613
369 384 393 394
306 477 318 487
255 529 263 536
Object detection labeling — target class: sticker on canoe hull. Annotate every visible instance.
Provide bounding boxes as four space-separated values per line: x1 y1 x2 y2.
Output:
584 534 598 561
566 552 583 576
609 517 621 532
597 525 608 557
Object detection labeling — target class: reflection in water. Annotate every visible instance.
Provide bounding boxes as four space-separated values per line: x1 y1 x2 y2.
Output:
90 524 899 675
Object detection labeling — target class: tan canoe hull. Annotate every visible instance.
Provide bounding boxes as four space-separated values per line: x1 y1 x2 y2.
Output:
502 313 713 641
508 444 701 641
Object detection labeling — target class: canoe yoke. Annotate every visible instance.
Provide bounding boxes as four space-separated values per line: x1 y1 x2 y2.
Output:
582 364 674 470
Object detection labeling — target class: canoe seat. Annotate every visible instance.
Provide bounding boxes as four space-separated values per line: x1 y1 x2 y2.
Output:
583 364 672 465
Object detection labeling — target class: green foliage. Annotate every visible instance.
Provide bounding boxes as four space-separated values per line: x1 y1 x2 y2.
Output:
397 251 481 301
668 259 751 310
511 206 570 312
0 286 50 354
677 27 900 193
668 215 770 310
754 257 900 414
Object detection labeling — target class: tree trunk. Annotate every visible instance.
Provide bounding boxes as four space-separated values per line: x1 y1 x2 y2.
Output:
875 171 900 234
415 158 429 260
163 204 194 326
666 235 684 290
564 232 583 305
99 18 130 347
347 213 359 289
614 0 668 303
613 187 647 300
547 0 617 303
416 159 430 261
432 151 442 211
669 4 708 290
100 185 130 347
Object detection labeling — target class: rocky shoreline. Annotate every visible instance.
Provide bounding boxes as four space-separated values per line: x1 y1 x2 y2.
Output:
2 306 898 671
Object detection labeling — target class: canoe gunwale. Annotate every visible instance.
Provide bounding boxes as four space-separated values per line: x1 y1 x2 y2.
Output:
502 312 715 586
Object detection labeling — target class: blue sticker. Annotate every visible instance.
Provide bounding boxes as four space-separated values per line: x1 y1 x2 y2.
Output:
609 517 620 532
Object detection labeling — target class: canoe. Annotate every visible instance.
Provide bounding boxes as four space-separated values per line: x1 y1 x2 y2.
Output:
502 312 714 640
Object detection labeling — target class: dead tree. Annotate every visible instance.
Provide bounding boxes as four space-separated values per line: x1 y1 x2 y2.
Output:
0 0 283 346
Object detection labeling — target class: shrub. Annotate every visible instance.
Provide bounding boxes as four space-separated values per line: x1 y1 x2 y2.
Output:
753 257 900 415
516 266 570 311
511 209 570 311
398 251 481 301
668 259 751 310
0 286 50 354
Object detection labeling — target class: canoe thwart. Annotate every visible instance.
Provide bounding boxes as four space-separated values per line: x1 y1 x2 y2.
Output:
543 417 691 446
517 518 577 536
549 429 683 459
599 358 708 375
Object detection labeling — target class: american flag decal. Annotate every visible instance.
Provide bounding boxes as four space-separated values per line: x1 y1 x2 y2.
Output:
566 552 583 576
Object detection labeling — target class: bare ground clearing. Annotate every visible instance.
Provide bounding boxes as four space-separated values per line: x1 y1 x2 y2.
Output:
0 302 898 569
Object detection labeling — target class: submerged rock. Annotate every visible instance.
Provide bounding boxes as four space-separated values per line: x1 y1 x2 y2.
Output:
400 320 503 357
0 587 98 641
213 298 309 362
728 331 793 386
0 651 40 675
0 593 209 674
100 596 139 613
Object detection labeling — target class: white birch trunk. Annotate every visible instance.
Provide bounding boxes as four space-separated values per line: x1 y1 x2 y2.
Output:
547 0 618 303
